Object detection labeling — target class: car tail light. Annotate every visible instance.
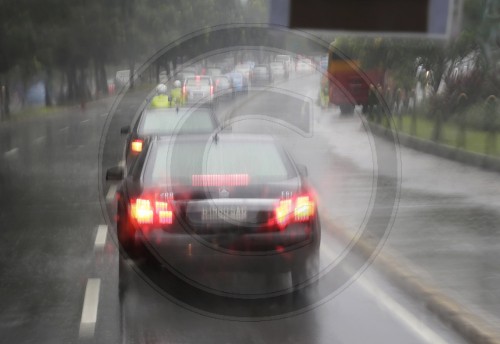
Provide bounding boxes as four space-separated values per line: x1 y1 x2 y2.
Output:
294 196 315 222
182 85 186 96
156 201 173 225
131 198 154 224
274 195 315 229
275 199 293 228
131 139 143 153
210 85 214 96
130 196 174 226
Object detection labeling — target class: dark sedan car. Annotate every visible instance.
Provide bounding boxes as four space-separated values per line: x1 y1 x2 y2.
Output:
250 64 273 86
120 105 219 167
107 133 321 289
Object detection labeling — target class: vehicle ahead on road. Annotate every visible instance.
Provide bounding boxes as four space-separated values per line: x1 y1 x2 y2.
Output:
275 54 293 73
270 61 289 81
107 134 321 288
296 58 314 73
120 106 219 167
176 67 197 84
234 63 253 81
226 71 248 94
183 75 214 104
213 75 234 101
250 64 273 86
327 42 384 114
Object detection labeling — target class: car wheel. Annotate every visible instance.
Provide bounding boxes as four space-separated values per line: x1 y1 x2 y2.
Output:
291 214 321 289
291 249 319 288
117 203 137 255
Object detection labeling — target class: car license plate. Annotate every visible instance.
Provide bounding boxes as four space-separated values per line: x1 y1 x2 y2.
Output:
201 206 247 222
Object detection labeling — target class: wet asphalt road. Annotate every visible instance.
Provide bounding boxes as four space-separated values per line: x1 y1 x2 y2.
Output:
0 72 483 343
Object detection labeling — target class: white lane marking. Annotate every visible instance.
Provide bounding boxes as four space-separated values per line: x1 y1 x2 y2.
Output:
358 277 449 344
4 147 18 157
94 225 108 249
321 245 449 344
80 119 90 124
99 112 108 117
33 136 45 144
59 126 69 132
106 184 117 203
118 160 125 168
79 278 101 338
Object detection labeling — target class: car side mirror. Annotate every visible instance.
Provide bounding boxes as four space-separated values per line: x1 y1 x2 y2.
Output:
296 164 308 177
120 126 131 135
106 166 124 181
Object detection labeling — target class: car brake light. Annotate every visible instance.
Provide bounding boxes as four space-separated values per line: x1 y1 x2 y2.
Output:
275 199 292 228
294 196 315 222
192 174 249 187
195 75 201 81
131 198 153 224
182 85 186 96
156 201 173 224
130 197 173 225
210 85 213 96
131 139 143 153
275 195 315 229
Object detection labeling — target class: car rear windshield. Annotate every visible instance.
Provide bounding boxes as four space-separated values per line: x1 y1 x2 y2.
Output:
146 139 294 186
270 62 283 69
186 78 210 86
254 66 268 73
138 108 215 136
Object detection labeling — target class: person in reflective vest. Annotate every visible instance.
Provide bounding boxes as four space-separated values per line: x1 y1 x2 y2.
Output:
150 84 170 108
169 80 184 106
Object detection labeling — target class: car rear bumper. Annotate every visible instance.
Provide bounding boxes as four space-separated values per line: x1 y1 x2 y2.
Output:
126 223 319 273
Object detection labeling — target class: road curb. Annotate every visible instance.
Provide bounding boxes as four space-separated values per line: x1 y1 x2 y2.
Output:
324 214 500 344
367 121 500 173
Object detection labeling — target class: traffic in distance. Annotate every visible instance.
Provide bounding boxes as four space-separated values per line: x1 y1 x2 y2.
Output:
107 53 321 296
